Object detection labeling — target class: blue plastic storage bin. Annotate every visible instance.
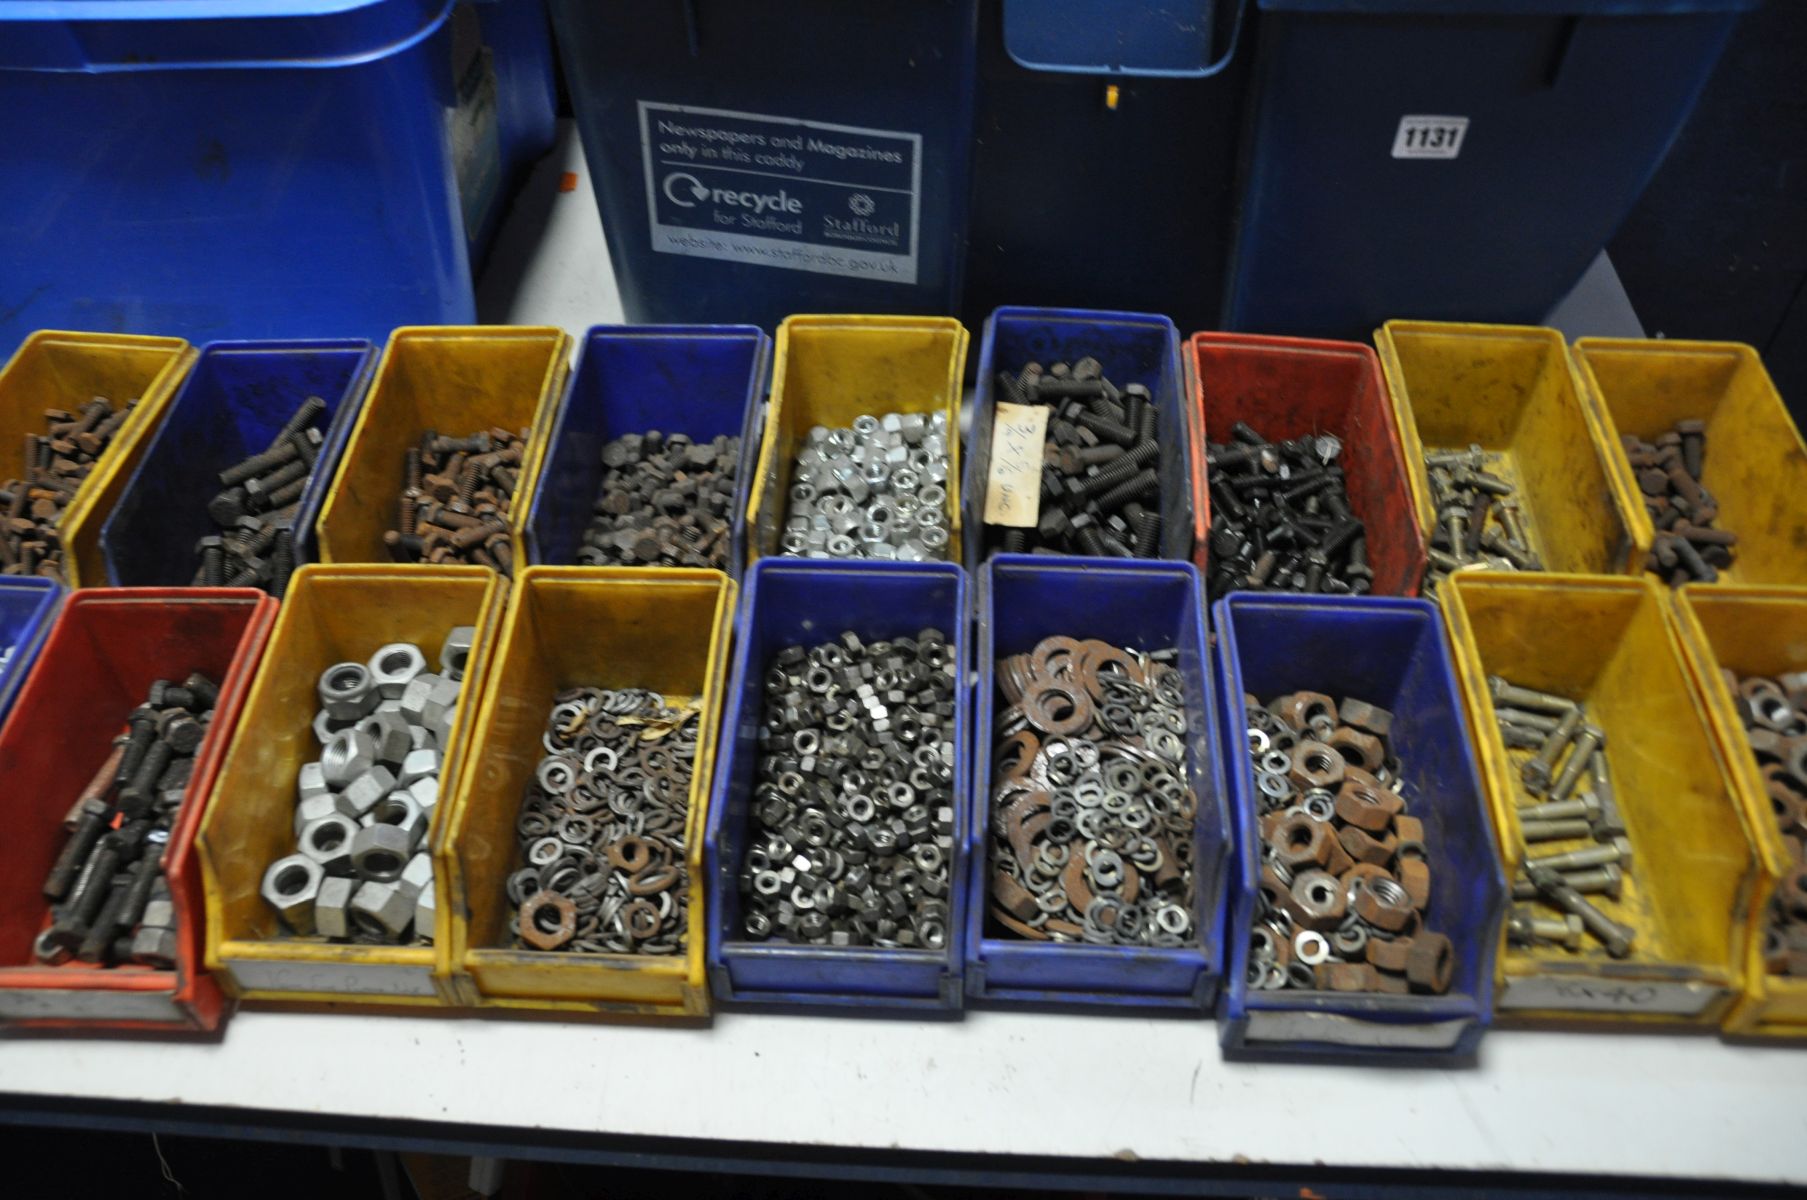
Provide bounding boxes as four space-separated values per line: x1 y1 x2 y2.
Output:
99 339 378 595
705 559 972 1011
962 307 1193 574
1224 0 1757 337
0 578 62 732
523 325 770 579
0 0 557 351
964 555 1230 1010
1212 592 1506 1063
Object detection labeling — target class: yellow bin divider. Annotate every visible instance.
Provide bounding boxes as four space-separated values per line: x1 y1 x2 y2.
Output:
1571 338 1807 587
197 564 506 1006
1440 572 1754 1027
439 565 736 1017
0 330 197 588
1373 321 1638 577
1672 584 1807 1039
745 314 968 565
316 326 571 571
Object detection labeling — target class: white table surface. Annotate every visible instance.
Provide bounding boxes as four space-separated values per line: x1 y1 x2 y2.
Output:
5 126 1798 1190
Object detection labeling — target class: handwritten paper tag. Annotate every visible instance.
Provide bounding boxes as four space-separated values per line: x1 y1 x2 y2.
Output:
983 403 1048 528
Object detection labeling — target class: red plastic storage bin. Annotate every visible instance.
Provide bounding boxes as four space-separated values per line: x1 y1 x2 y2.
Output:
1188 332 1425 598
0 589 276 1032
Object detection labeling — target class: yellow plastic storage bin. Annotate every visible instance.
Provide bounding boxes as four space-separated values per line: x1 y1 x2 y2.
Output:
316 326 571 571
1672 585 1807 1039
1441 572 1754 1026
440 566 735 1017
746 314 968 564
1374 321 1638 577
0 330 196 587
1571 338 1807 586
197 564 505 1006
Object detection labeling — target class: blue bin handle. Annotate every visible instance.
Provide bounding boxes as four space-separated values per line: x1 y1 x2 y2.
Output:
1002 0 1248 78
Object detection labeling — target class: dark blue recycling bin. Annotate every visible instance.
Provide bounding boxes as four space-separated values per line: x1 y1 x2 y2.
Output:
100 339 377 596
1225 0 1758 337
964 556 1231 1010
524 324 770 577
705 559 972 1012
1212 592 1507 1064
0 578 63 733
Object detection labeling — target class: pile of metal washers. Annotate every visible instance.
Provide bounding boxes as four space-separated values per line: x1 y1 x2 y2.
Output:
1246 691 1455 994
987 636 1197 945
779 411 952 561
510 687 698 955
1727 670 1807 975
737 628 959 948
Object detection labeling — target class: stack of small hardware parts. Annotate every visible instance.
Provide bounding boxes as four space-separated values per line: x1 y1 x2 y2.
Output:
1487 675 1639 959
1421 443 1542 588
35 672 219 968
1624 420 1735 584
2 395 137 582
509 687 699 954
579 431 738 570
196 395 326 593
737 628 959 947
986 636 1197 946
983 358 1164 559
1245 691 1454 994
1203 422 1369 602
385 428 527 574
779 412 952 561
1725 670 1807 976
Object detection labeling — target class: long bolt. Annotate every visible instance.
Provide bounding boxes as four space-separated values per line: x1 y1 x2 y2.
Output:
1522 708 1583 794
1508 909 1584 951
43 802 109 901
1549 726 1605 802
1528 865 1635 957
1527 835 1633 873
1488 676 1579 715
1520 818 1593 843
1515 796 1600 822
1514 863 1623 901
273 395 326 445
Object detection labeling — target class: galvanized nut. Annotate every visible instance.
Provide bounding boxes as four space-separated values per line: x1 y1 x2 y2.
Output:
318 662 377 722
261 854 325 935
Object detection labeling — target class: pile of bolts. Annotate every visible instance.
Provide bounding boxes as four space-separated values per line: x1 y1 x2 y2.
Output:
1203 422 1370 602
1625 419 1735 584
3 395 137 582
385 429 526 574
197 395 325 592
1422 444 1542 589
579 431 739 570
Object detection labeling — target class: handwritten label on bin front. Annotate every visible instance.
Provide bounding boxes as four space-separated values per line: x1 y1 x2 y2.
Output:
1498 974 1721 1016
983 403 1049 528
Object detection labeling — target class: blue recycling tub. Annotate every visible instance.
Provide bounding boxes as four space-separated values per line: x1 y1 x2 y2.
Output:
962 307 1193 575
0 578 63 732
705 558 972 1012
1212 592 1506 1063
524 325 770 579
1224 0 1757 337
964 556 1230 1010
0 0 557 351
100 339 378 596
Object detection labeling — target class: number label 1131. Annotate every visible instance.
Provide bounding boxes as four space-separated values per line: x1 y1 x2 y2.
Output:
1392 115 1469 160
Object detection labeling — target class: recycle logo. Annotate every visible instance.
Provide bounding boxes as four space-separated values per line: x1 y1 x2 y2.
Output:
848 193 876 217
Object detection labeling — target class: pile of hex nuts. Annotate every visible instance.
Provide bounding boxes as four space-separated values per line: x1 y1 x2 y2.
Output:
197 395 325 592
3 395 137 582
987 636 1196 945
1203 422 1371 603
737 628 958 947
1488 676 1638 959
984 358 1165 559
1246 691 1454 994
579 431 739 569
1422 444 1542 588
1725 670 1807 975
259 629 473 943
386 428 525 574
510 687 699 954
36 672 219 968
1625 420 1735 584
779 411 952 561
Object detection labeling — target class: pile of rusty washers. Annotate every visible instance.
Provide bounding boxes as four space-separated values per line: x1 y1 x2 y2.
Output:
985 358 1165 559
509 687 698 954
36 672 219 968
987 636 1197 946
1487 675 1639 958
197 395 326 592
1246 691 1454 994
1423 444 1541 588
2 396 137 582
386 428 526 574
1625 419 1735 584
1725 670 1807 976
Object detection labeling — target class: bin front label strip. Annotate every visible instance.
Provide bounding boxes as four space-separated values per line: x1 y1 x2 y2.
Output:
226 958 440 998
638 101 922 285
1244 1010 1469 1050
1391 115 1469 161
1499 973 1721 1016
982 402 1047 528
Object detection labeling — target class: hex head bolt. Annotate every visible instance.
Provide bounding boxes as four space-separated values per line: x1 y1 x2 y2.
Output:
43 802 109 901
1527 835 1633 873
218 437 299 487
77 873 135 963
1508 909 1585 951
1521 707 1583 795
1548 725 1605 803
1514 863 1622 901
1527 865 1636 957
1589 753 1628 838
1519 817 1594 843
1487 675 1579 716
